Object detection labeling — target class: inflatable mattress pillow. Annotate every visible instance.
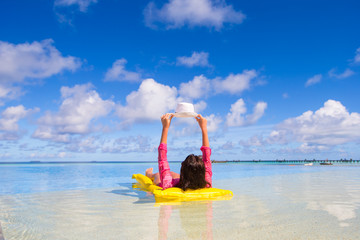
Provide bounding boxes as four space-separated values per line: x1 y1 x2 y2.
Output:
132 174 233 202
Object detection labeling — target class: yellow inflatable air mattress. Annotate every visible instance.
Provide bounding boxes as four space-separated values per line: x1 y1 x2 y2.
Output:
132 174 233 203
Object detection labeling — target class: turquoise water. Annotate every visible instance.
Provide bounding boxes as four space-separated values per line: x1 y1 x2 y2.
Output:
0 162 338 195
1 163 360 239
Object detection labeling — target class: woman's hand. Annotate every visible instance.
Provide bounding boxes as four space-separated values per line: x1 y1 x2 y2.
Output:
160 113 174 144
161 113 174 129
195 114 207 131
195 114 209 147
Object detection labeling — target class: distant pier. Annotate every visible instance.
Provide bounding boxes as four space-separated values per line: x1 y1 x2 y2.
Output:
212 159 360 164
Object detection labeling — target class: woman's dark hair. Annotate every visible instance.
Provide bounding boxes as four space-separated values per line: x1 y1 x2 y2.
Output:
177 154 210 191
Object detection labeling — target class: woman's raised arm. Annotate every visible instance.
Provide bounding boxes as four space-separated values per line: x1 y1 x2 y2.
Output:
196 114 212 187
158 113 174 189
195 114 209 147
160 113 174 144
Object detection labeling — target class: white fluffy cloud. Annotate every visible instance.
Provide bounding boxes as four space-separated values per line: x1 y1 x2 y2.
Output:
178 70 260 101
54 0 97 12
115 78 213 131
206 114 222 132
194 100 207 113
176 51 210 67
270 99 360 146
246 102 268 125
144 0 246 30
305 74 322 87
0 105 30 132
328 68 355 79
213 70 258 94
104 58 142 82
0 86 21 105
0 105 39 140
33 83 114 142
0 39 81 102
0 39 80 82
116 79 178 124
179 75 211 100
226 99 267 127
226 99 246 126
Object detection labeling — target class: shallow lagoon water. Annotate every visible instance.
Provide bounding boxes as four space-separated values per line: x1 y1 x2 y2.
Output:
0 163 360 239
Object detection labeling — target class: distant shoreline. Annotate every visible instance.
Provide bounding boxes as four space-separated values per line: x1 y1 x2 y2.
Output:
0 159 359 164
212 159 360 164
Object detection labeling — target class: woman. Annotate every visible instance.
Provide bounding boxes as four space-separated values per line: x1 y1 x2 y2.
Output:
146 113 212 190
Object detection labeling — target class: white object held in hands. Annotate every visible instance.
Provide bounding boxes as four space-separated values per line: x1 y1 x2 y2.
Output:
173 102 197 118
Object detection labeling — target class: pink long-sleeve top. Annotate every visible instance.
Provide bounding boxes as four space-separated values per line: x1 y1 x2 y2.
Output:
158 143 212 189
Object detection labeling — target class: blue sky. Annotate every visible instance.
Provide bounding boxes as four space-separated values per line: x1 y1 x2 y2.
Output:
0 0 360 162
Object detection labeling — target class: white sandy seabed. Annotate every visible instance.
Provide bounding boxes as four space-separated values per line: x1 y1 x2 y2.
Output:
1 167 360 240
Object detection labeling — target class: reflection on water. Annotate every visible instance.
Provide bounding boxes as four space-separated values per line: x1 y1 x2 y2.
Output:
158 202 213 240
269 168 360 228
